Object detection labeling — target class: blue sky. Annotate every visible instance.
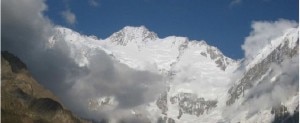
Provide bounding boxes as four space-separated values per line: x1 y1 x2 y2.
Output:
45 0 298 59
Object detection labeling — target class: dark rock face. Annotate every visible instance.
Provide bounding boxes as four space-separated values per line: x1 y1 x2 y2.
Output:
171 93 217 117
13 88 33 102
227 39 299 105
156 91 217 121
167 118 175 123
157 116 167 123
156 91 168 115
1 51 89 123
109 26 158 46
2 51 27 73
29 98 64 116
206 47 230 71
272 105 299 123
157 116 175 123
215 58 226 71
200 52 207 57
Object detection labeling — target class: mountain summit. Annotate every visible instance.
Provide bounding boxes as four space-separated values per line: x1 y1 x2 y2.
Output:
108 26 158 45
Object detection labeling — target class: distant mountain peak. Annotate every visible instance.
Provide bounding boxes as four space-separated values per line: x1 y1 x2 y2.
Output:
122 25 149 32
108 26 158 45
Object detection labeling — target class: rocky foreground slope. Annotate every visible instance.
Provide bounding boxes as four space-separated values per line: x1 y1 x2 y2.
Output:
1 51 91 123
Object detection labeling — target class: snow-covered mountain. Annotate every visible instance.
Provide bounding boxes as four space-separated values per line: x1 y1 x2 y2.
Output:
226 28 298 123
47 26 298 123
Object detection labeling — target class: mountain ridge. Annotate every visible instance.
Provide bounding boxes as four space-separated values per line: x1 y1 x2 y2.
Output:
39 25 300 122
52 26 237 71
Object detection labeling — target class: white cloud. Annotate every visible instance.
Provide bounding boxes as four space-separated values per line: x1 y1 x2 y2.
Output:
224 55 299 121
2 0 165 121
241 19 298 59
224 19 299 122
2 0 53 56
61 9 77 25
230 0 274 7
88 0 100 7
230 0 241 6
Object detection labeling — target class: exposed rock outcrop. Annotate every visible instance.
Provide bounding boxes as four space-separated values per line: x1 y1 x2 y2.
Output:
1 51 90 123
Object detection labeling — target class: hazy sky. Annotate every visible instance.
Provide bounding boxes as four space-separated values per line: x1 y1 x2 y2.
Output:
45 0 298 59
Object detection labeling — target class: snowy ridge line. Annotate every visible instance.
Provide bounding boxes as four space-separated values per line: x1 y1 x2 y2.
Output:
246 28 299 70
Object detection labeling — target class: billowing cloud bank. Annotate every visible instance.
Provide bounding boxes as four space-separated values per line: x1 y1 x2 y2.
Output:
225 19 298 122
2 0 164 121
242 19 298 60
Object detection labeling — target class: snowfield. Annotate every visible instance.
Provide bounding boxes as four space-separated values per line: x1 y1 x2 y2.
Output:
48 26 298 123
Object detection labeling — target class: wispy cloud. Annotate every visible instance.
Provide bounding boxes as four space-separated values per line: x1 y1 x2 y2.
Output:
230 0 242 7
224 55 299 122
60 0 77 25
241 19 298 60
230 0 274 7
61 9 77 25
88 0 100 7
223 19 299 122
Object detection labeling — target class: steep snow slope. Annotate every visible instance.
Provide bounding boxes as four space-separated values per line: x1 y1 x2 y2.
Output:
226 28 299 123
47 26 298 123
